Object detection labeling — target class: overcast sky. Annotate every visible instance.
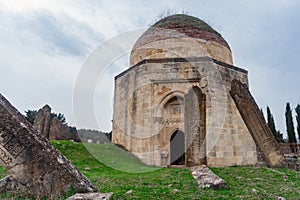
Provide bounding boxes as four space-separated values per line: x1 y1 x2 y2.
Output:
1 0 300 136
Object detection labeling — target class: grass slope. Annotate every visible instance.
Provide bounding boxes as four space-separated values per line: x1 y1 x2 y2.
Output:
0 141 299 199
53 141 200 199
52 141 300 200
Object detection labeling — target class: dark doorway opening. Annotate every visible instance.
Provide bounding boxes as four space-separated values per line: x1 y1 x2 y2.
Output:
170 130 185 165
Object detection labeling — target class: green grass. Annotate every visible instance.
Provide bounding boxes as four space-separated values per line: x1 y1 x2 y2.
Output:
52 141 300 199
0 166 7 179
83 142 160 173
0 141 299 199
53 141 200 199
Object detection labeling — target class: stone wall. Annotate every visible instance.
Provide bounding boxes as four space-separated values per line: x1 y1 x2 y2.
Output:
184 86 206 166
0 94 96 198
49 117 81 142
33 105 81 142
33 105 51 138
112 57 257 167
230 80 284 166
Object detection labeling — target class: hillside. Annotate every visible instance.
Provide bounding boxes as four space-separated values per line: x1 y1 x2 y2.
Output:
0 141 299 199
55 141 299 199
77 129 111 144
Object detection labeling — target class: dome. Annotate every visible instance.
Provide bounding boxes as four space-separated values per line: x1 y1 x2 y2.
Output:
130 14 233 66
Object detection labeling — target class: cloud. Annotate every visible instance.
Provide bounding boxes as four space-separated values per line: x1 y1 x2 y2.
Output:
0 0 300 135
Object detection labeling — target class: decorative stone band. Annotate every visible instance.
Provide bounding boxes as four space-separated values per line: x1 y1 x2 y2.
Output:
229 80 285 167
0 94 97 198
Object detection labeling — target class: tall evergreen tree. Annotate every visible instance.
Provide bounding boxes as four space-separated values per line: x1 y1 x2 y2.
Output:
266 106 277 139
285 103 297 144
266 106 283 143
260 108 264 120
295 104 300 142
25 110 37 124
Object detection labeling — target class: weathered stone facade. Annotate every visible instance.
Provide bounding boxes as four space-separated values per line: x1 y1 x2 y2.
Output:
34 105 81 142
0 94 97 198
112 14 283 167
49 117 81 141
33 105 51 138
230 80 284 166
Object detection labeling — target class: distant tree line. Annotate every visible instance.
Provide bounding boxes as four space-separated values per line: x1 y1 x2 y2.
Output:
77 129 112 142
25 109 112 143
264 103 300 144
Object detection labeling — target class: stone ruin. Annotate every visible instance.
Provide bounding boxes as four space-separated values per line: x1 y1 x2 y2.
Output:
33 105 81 142
112 14 286 168
230 80 285 166
0 94 97 198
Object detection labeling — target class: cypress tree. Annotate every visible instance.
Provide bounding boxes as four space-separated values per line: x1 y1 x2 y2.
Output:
266 106 278 141
285 103 297 144
260 108 264 120
295 104 300 142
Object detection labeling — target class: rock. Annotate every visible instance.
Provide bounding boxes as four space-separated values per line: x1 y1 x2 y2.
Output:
190 165 227 190
0 94 97 198
252 188 258 193
282 175 288 180
172 189 180 194
125 190 133 195
230 80 285 167
33 105 51 138
255 177 264 181
33 105 81 142
67 192 113 200
49 117 81 142
276 196 286 200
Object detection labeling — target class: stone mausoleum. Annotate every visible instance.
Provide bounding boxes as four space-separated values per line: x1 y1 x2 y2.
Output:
112 14 283 167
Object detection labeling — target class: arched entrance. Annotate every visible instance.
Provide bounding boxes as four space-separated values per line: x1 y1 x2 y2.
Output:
170 130 185 165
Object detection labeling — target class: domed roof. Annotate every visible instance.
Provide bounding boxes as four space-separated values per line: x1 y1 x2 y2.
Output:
130 14 233 66
133 14 230 51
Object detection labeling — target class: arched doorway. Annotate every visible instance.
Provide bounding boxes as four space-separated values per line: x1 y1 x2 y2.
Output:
170 130 185 165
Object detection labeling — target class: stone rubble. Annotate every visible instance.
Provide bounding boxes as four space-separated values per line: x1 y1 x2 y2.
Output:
190 165 227 190
67 192 113 200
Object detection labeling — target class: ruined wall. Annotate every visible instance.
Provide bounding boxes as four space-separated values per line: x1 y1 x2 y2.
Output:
112 57 257 167
230 80 284 166
0 95 96 198
33 106 81 142
184 86 206 166
33 105 51 138
49 117 81 142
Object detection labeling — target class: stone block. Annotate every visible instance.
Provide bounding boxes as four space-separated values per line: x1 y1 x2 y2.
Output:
0 94 97 198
